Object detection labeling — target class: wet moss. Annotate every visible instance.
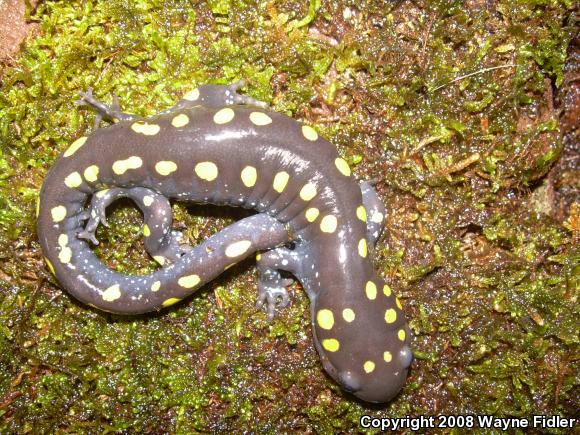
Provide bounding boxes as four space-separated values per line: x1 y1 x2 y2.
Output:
0 0 577 432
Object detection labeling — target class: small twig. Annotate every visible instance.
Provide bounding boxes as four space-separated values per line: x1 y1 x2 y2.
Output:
94 54 116 86
436 153 481 177
411 134 446 154
431 64 516 92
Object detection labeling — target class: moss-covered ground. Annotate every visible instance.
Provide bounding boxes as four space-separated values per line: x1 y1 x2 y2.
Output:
0 0 577 432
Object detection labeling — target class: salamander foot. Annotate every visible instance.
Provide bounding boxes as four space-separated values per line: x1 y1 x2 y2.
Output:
256 269 293 320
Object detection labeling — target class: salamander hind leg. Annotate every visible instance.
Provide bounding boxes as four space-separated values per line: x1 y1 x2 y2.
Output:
76 88 138 128
77 188 124 245
78 187 190 265
255 247 302 320
128 187 192 265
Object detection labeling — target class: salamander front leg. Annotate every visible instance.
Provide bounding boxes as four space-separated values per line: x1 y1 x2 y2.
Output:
78 187 191 265
255 247 302 320
360 181 387 247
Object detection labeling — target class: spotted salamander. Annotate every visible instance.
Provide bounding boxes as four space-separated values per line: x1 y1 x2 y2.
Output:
37 81 413 403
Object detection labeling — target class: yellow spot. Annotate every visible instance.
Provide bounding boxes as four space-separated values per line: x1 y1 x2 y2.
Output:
44 257 55 275
398 329 406 341
171 113 190 128
128 156 143 170
153 255 165 265
383 351 393 363
102 284 121 302
356 205 367 222
256 252 262 261
335 158 351 176
320 215 337 233
213 107 235 124
112 156 143 175
299 183 317 201
316 309 334 330
396 297 403 310
322 338 340 352
143 224 151 237
225 240 252 258
272 171 289 193
371 212 384 223
305 208 320 223
195 161 218 181
63 137 87 157
249 112 272 126
151 281 161 292
35 197 40 217
363 361 375 373
83 165 99 182
342 308 355 322
358 238 368 258
96 189 109 198
57 234 68 247
143 195 154 207
385 308 397 324
58 247 72 264
183 88 200 101
383 284 392 297
51 206 67 223
365 281 377 300
155 161 178 176
64 172 83 188
302 125 318 141
178 274 201 288
241 166 257 187
131 121 161 136
162 298 181 307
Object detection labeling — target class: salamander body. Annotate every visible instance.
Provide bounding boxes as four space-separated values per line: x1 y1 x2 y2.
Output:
37 82 412 402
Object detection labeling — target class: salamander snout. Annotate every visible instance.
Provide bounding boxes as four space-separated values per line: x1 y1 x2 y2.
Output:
332 345 414 403
344 342 413 403
338 370 362 394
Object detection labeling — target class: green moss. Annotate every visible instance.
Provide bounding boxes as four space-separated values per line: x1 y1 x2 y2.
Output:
0 0 577 432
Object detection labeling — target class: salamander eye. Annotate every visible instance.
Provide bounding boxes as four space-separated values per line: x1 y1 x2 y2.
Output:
399 345 414 369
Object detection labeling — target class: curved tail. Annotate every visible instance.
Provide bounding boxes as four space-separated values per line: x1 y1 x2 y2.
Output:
38 170 290 314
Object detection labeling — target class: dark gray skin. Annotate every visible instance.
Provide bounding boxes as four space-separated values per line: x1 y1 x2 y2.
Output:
37 82 413 403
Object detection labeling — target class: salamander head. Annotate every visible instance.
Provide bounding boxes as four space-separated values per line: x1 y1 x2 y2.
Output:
313 278 413 403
